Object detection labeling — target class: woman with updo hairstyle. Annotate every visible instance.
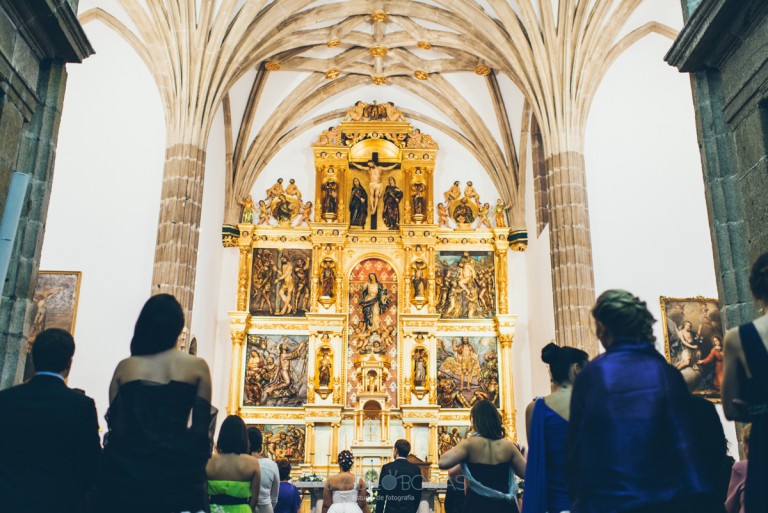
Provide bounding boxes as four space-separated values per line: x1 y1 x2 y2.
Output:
522 343 588 513
439 399 526 513
722 251 768 513
567 289 716 513
95 294 215 513
322 450 369 513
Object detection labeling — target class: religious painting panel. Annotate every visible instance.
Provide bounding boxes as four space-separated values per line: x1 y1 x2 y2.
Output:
255 424 306 464
660 297 723 400
249 248 312 317
436 336 499 408
25 271 82 378
243 334 309 407
435 251 496 319
438 425 470 457
347 258 398 407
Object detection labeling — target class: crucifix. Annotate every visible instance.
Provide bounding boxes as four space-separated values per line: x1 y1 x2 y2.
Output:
350 152 398 229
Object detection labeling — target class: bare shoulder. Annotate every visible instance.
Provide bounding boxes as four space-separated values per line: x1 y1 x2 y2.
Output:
240 454 261 472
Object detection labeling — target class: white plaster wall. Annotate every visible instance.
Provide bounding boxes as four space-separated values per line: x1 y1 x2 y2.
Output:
40 21 165 426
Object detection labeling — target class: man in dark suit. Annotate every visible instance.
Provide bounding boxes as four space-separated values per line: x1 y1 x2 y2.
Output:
0 328 101 513
376 439 423 513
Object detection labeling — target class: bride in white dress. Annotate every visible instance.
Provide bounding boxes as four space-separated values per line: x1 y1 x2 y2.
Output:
322 450 370 513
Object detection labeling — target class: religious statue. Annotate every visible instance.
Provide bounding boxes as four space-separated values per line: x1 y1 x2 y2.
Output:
266 178 285 204
437 372 471 408
494 199 511 228
272 194 295 223
292 257 311 313
360 273 390 333
251 250 275 314
257 200 271 226
406 128 424 148
411 182 426 219
464 181 480 205
413 347 428 388
437 203 450 228
438 427 452 456
318 348 333 388
285 178 302 203
453 197 475 223
455 337 480 391
382 177 403 229
411 260 427 298
344 101 367 121
263 340 307 397
362 101 387 120
349 177 368 228
274 256 300 315
476 202 491 228
366 371 379 392
320 258 336 298
316 126 342 146
239 195 255 224
444 181 461 203
350 160 398 214
321 177 338 217
298 201 312 226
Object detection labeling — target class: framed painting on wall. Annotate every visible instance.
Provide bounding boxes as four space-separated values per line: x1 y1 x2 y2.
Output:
243 334 308 407
251 424 306 464
660 296 723 401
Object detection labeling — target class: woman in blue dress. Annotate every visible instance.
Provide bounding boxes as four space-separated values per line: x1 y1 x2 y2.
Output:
523 343 588 513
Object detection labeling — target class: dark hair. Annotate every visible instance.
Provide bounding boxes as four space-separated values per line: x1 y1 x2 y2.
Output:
130 294 184 355
32 328 75 373
749 252 768 303
394 439 411 457
338 450 354 471
247 426 263 453
592 289 656 343
470 399 505 440
541 342 589 384
278 459 292 480
217 415 249 454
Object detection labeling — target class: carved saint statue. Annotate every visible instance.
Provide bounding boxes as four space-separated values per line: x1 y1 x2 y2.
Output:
321 178 338 216
239 195 255 224
411 260 427 298
494 199 511 228
437 203 450 228
349 177 368 228
350 160 398 214
266 178 285 204
318 349 332 387
411 182 426 218
257 200 271 226
285 178 302 203
321 259 336 298
298 202 312 226
444 181 461 203
476 203 491 229
382 177 403 229
413 348 427 388
264 341 307 396
272 194 294 223
360 273 390 333
453 198 475 224
366 371 379 392
464 181 480 205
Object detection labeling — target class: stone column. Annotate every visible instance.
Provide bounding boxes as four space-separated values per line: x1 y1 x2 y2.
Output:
545 151 597 354
151 143 207 325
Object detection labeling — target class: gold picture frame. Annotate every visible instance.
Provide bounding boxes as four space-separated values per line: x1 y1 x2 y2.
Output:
659 296 723 401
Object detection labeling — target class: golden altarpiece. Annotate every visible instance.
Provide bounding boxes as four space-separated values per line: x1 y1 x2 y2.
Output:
224 102 518 479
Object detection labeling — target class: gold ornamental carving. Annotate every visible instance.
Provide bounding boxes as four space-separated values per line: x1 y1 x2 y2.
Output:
474 64 491 76
371 75 387 85
326 69 341 80
327 39 341 48
369 46 388 57
414 70 429 80
371 10 388 22
417 41 432 50
265 61 281 71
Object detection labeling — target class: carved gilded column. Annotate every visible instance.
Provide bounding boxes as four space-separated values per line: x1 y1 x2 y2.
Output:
331 422 340 463
236 224 254 311
305 422 315 464
227 313 249 415
494 246 509 315
429 424 438 463
498 332 516 440
404 422 413 441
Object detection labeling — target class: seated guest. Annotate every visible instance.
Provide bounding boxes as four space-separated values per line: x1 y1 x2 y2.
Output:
248 427 280 513
95 294 216 513
567 289 717 513
523 342 589 513
377 439 423 513
0 328 100 513
275 459 301 513
439 400 526 513
725 424 751 513
206 415 261 512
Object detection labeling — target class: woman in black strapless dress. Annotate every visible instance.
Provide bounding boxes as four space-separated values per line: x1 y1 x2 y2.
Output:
723 252 768 513
438 400 526 513
94 294 216 513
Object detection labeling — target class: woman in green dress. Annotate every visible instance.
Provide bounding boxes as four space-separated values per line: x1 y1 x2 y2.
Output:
207 415 262 513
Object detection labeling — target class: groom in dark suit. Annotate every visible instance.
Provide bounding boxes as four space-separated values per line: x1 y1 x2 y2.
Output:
0 328 101 513
377 439 423 513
